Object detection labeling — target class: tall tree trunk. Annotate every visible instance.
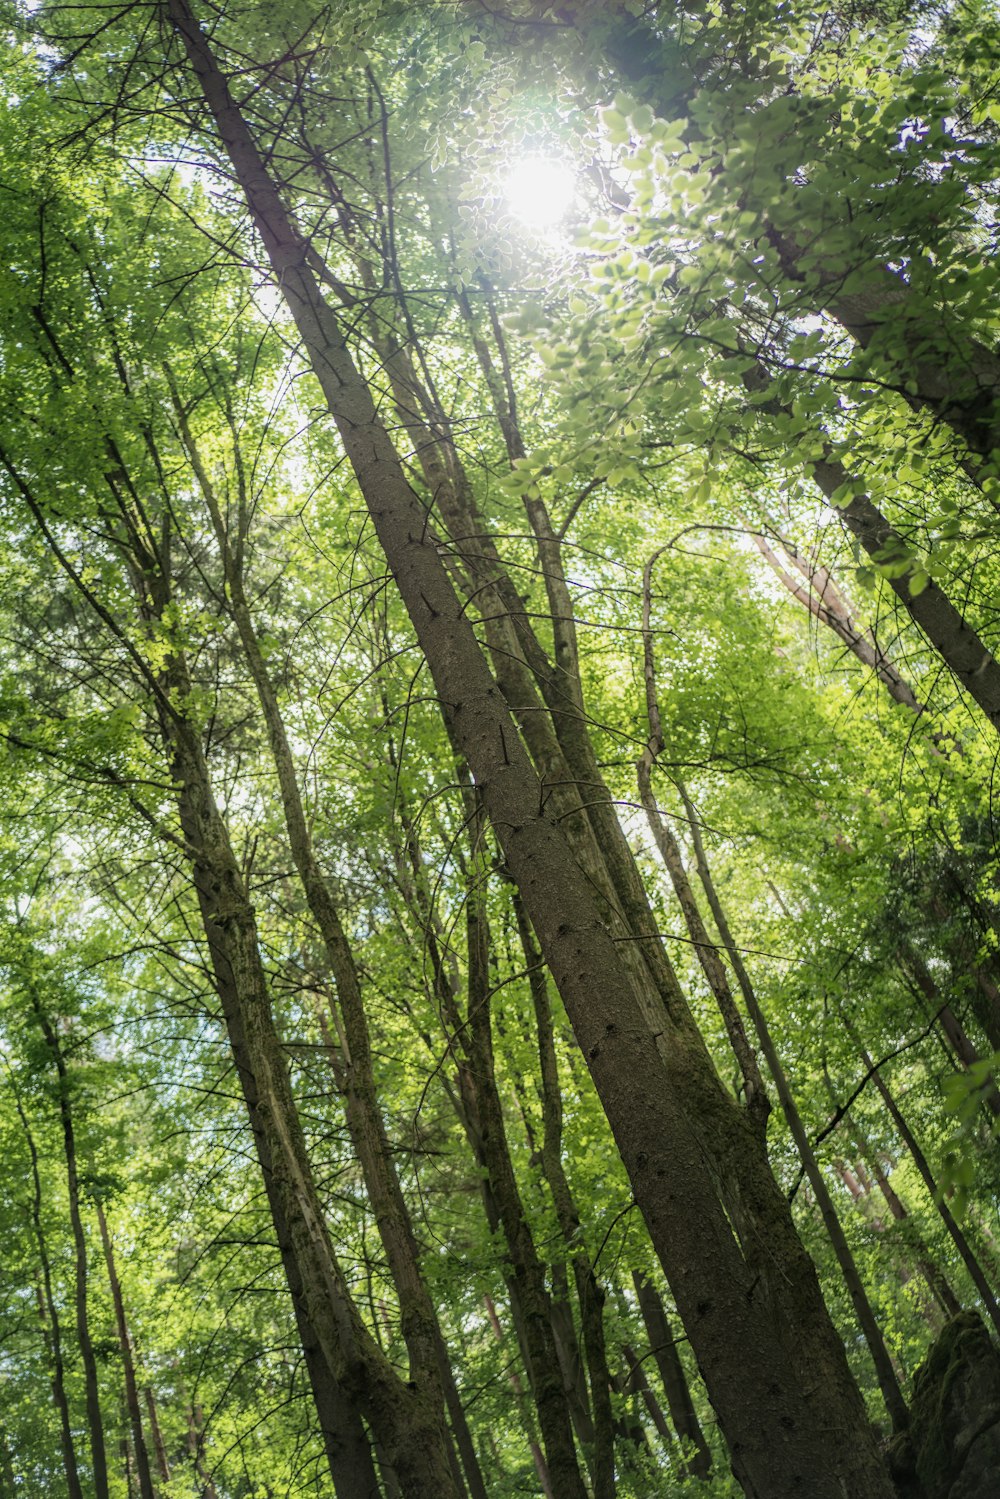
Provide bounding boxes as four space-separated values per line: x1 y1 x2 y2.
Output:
622 1343 673 1447
840 1012 1000 1338
484 1294 555 1499
31 1255 83 1497
463 805 588 1499
668 779 910 1433
630 1273 712 1479
841 1114 962 1324
611 1353 651 1467
183 1398 219 1499
121 1435 136 1499
5 1060 83 1499
95 1200 157 1499
764 227 1000 471
161 696 456 1496
814 465 1000 730
899 946 1000 1118
385 809 584 1492
750 523 931 719
31 1003 110 1498
638 564 908 1432
13 450 388 1493
740 367 1000 731
73 435 456 1496
172 389 483 1499
144 1389 171 1483
547 1265 597 1455
162 10 897 1494
15 1073 83 1499
515 896 617 1499
595 7 1000 479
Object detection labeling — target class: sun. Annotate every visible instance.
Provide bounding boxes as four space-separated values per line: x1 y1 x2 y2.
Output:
503 156 577 232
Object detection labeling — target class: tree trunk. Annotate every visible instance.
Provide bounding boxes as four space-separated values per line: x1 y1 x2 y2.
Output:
548 1273 597 1455
183 1399 219 1499
765 227 1000 470
144 1389 171 1483
387 810 584 1493
95 1199 157 1499
35 1278 83 1499
631 1273 712 1479
841 1118 962 1324
39 387 451 1496
162 701 456 1496
622 1342 673 1447
740 365 1000 732
815 460 1000 730
597 7 1000 478
670 781 909 1433
7 1064 84 1499
173 389 481 1499
515 896 616 1499
899 946 1000 1118
121 1435 136 1499
32 1002 110 1499
162 9 897 1493
484 1294 555 1499
750 524 931 719
841 1011 1000 1338
463 810 588 1499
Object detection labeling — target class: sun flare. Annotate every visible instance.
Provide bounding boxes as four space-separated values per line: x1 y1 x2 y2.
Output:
503 156 577 231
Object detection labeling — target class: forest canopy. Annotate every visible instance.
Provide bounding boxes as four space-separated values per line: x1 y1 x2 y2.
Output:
1 0 999 1495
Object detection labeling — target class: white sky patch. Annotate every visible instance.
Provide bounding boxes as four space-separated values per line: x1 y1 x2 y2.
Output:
503 156 577 233
253 280 286 323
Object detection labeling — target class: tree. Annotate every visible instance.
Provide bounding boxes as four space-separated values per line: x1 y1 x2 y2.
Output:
0 0 996 1494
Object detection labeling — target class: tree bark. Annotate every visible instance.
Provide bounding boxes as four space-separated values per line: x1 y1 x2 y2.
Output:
782 420 1000 739
841 1117 962 1324
386 807 585 1493
744 366 1000 731
622 1342 673 1447
639 555 906 1431
24 420 429 1494
183 1397 219 1499
899 945 1000 1119
595 6 1000 474
766 229 1000 469
162 695 455 1496
750 524 930 718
